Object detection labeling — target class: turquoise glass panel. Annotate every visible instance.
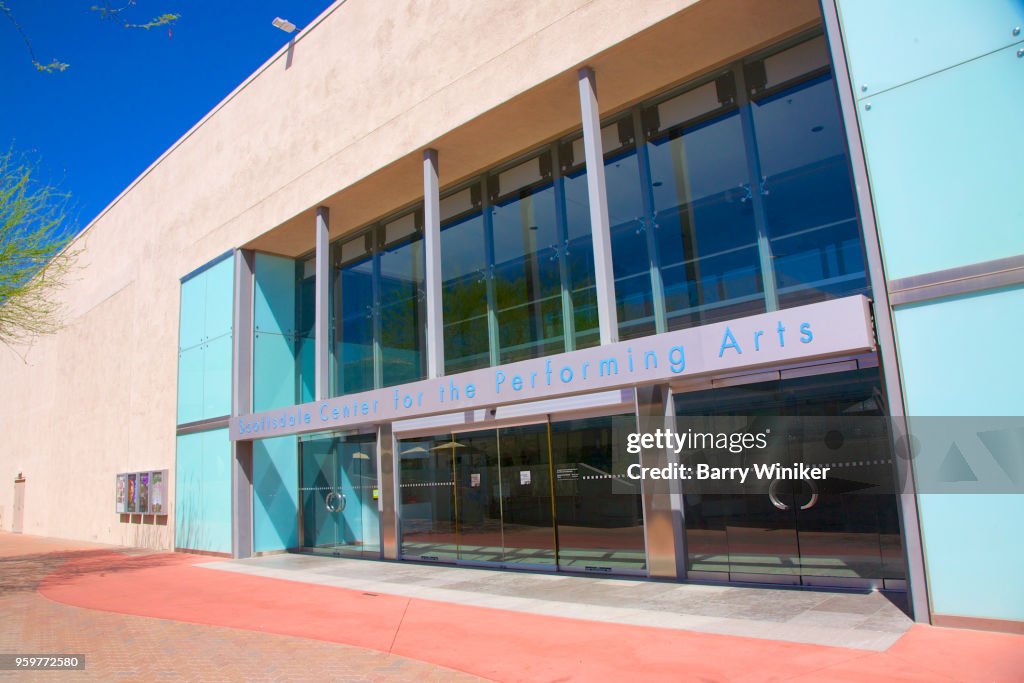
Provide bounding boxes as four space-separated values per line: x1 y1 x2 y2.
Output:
202 334 233 418
858 45 1024 279
837 0 1024 97
297 334 315 404
178 274 205 350
894 285 1024 621
176 346 204 425
253 331 297 412
253 436 299 552
254 253 297 336
203 257 235 340
174 428 231 554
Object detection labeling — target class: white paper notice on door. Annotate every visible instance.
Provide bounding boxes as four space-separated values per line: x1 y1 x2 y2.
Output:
470 473 481 487
520 470 531 485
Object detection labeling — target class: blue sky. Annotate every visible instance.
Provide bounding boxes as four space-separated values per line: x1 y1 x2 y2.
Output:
2 0 335 236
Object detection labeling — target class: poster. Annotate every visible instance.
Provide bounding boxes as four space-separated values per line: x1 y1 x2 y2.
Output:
470 473 481 487
116 474 127 513
520 470 531 485
150 471 166 515
139 472 150 514
126 474 137 513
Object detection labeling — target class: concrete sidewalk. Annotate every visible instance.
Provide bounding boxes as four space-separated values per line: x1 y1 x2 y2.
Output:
202 553 913 651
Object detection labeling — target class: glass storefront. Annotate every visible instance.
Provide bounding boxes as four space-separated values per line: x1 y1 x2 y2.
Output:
397 415 645 573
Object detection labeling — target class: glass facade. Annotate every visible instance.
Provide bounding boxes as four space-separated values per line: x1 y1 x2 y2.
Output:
332 210 426 396
440 146 599 375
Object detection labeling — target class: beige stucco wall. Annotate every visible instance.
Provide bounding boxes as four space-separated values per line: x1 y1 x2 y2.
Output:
0 0 818 547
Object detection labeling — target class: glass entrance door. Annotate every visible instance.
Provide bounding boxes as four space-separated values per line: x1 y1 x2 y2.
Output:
299 433 380 557
675 368 905 585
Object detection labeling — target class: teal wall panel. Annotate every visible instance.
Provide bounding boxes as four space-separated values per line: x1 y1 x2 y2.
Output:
253 253 300 411
837 0 1024 97
204 257 235 339
174 428 232 554
894 285 1024 621
178 254 235 424
254 253 297 336
178 275 205 350
857 45 1024 280
176 346 204 424
202 334 233 418
253 436 299 552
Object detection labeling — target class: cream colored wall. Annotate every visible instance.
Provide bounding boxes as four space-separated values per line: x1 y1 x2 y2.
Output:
0 0 818 547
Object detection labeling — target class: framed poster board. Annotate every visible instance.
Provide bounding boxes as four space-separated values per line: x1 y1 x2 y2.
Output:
150 470 167 515
116 474 127 514
138 471 150 515
126 473 137 513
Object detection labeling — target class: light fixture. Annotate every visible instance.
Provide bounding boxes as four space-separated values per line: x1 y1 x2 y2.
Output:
272 17 297 33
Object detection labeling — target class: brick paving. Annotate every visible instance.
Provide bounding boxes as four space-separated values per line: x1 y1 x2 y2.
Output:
0 534 483 682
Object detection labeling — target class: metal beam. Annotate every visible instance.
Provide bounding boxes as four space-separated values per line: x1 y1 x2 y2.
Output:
423 149 445 377
231 440 253 559
315 207 330 400
378 422 399 559
577 67 619 344
821 0 930 623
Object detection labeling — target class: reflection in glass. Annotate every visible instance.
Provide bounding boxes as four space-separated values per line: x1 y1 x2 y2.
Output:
646 111 765 328
499 424 555 566
751 74 867 308
332 213 426 396
399 435 458 561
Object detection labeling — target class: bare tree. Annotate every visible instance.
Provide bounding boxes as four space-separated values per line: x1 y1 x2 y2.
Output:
0 150 80 355
0 0 180 73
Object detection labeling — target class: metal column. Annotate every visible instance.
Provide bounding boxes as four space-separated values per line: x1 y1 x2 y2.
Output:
378 422 399 559
423 149 445 378
635 384 686 579
821 0 930 623
231 248 255 559
577 67 619 344
314 206 330 400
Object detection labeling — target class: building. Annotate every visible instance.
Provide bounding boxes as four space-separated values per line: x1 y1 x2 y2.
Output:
1 0 1022 634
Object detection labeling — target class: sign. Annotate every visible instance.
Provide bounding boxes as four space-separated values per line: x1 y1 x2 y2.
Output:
115 475 127 514
520 471 531 485
470 473 481 487
150 470 167 514
230 296 875 441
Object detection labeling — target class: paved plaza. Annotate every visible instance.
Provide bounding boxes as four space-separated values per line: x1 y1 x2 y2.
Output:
1 532 1022 681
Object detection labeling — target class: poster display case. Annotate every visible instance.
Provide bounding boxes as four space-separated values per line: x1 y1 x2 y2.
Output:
116 469 168 515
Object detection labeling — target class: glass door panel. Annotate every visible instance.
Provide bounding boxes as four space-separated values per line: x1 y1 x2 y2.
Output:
300 437 339 550
498 424 556 567
551 416 646 573
399 435 458 561
454 430 504 562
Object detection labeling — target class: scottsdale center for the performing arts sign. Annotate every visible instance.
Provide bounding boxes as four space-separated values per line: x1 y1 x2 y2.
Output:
231 295 875 441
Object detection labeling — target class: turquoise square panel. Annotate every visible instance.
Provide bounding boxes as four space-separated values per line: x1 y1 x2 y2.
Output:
254 253 297 336
176 346 204 425
838 0 1024 96
178 274 205 350
859 45 1024 280
202 334 233 418
203 256 235 340
253 436 299 552
174 429 231 554
253 331 297 412
894 285 1024 621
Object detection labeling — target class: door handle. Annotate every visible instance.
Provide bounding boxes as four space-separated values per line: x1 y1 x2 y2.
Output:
325 491 346 513
768 479 819 511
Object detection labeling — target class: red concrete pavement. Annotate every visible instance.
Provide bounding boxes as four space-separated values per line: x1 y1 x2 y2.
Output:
36 549 1024 682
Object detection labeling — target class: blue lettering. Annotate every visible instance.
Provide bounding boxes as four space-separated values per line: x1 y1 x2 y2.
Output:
599 358 619 377
464 385 474 399
669 346 685 373
644 351 657 370
495 371 506 393
512 375 523 391
320 403 330 422
777 321 786 347
754 330 764 351
800 322 813 343
719 327 742 356
560 366 573 383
